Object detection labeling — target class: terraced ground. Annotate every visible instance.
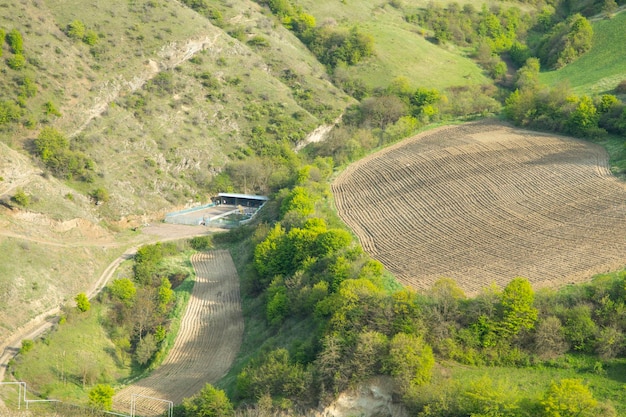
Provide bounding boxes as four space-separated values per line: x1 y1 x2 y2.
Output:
112 250 243 416
332 121 626 294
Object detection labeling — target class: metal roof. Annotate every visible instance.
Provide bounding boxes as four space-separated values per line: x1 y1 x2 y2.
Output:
217 192 269 201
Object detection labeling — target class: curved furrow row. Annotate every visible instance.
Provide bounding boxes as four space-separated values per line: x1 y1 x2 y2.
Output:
332 121 626 294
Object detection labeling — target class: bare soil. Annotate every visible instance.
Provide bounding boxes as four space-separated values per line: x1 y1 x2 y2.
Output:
112 250 244 416
332 120 626 294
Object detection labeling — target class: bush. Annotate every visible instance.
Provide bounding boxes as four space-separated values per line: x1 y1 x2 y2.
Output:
6 29 23 54
75 292 91 312
90 187 110 204
20 339 34 354
7 54 26 70
11 188 30 207
83 30 99 46
66 20 86 40
88 384 115 411
189 235 212 250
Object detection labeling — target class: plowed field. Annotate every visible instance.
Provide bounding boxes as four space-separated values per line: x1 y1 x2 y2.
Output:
332 121 626 294
112 250 243 416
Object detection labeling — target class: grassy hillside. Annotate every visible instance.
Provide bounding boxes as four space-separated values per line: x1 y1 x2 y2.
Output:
539 11 626 94
295 0 490 90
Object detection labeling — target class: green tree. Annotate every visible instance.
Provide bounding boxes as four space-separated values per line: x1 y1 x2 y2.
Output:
0 100 22 125
88 384 115 411
20 339 34 354
498 277 538 339
157 278 174 313
0 29 4 57
179 383 234 416
75 292 90 312
567 95 601 137
109 278 136 306
6 29 23 54
563 304 597 352
67 20 86 40
386 333 435 395
280 186 315 217
540 379 598 417
462 375 519 416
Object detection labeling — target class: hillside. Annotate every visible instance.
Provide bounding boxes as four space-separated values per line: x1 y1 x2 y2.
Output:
3 0 626 415
539 10 626 94
0 0 349 342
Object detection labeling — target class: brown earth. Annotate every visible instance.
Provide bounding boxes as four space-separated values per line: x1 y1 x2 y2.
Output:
332 120 626 294
112 250 244 416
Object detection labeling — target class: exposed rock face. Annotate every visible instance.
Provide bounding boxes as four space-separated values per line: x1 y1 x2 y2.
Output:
317 377 408 417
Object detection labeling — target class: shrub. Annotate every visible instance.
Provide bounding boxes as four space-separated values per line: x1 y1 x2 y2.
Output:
6 29 23 54
83 30 99 46
90 187 110 204
88 384 115 411
11 188 30 207
7 54 26 70
75 293 91 312
66 20 86 40
20 339 34 354
189 235 212 250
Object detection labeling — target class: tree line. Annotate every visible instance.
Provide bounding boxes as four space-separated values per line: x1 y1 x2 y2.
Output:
170 155 626 416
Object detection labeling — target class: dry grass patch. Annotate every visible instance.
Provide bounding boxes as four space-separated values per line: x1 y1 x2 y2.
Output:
332 121 626 294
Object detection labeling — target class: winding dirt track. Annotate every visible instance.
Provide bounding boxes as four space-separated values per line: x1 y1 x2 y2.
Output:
112 250 243 416
332 121 626 294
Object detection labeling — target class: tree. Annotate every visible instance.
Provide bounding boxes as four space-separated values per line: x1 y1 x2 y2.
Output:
360 96 407 143
280 186 315 217
563 304 597 352
157 278 174 313
75 293 90 312
135 333 158 365
462 375 519 416
179 383 234 416
534 316 568 359
109 278 136 306
6 29 23 54
498 277 537 339
386 333 435 395
602 0 618 18
567 95 601 137
67 20 86 40
88 384 115 411
541 379 598 417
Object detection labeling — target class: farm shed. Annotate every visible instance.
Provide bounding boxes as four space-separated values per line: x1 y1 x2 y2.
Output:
213 192 268 208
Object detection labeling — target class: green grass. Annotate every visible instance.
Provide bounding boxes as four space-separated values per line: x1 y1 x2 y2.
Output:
8 250 197 405
539 11 626 95
9 303 130 405
448 355 626 414
297 0 490 90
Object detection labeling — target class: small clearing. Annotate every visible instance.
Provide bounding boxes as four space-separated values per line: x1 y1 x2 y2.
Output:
112 250 243 416
332 121 626 294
